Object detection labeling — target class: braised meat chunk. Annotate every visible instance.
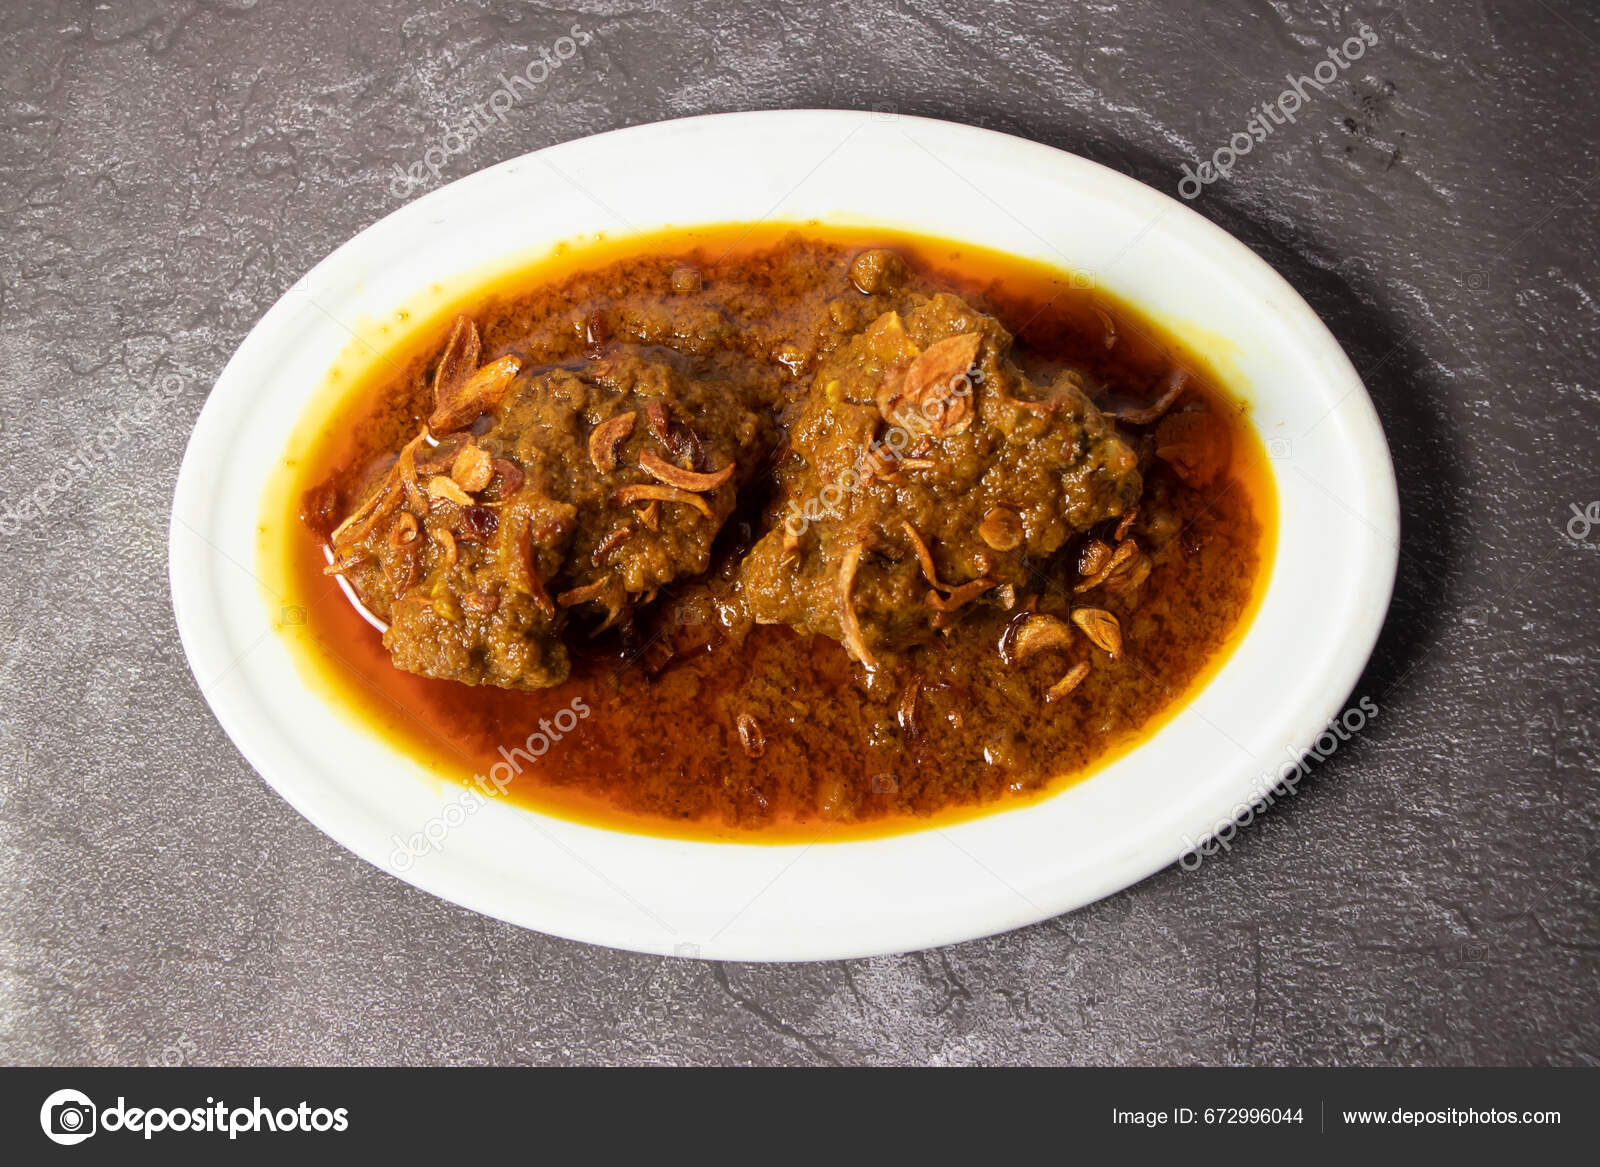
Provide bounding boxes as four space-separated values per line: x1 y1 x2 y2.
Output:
325 320 773 689
737 293 1141 668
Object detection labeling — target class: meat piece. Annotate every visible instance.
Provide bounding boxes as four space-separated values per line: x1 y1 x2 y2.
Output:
331 350 774 689
737 293 1140 667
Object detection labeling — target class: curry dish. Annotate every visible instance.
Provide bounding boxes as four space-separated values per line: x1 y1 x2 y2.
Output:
273 225 1274 840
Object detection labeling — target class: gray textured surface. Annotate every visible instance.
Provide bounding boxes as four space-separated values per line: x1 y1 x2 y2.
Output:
1 0 1596 1067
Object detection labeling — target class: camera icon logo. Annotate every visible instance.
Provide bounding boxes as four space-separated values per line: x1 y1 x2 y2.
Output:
40 1088 97 1146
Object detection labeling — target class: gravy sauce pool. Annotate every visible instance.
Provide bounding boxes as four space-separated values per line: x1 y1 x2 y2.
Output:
262 224 1277 842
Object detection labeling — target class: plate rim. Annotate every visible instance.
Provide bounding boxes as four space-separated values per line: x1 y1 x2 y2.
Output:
169 109 1399 960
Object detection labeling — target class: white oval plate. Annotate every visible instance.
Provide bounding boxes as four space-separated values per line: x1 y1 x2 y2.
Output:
170 111 1397 961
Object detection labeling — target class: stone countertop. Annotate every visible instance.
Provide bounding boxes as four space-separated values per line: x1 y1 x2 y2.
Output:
1 0 1595 1066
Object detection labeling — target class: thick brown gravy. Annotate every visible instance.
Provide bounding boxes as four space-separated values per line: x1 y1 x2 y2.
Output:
263 224 1276 842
